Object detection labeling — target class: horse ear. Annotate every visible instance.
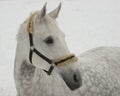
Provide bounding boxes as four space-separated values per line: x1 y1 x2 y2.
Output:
38 3 47 19
48 3 61 19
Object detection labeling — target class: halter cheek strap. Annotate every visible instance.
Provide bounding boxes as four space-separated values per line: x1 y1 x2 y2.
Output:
27 12 78 75
29 33 54 75
29 33 53 64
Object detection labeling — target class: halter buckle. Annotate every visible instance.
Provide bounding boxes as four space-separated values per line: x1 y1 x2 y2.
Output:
30 46 34 51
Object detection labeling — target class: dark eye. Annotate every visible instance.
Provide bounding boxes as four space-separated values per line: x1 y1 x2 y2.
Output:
44 36 54 44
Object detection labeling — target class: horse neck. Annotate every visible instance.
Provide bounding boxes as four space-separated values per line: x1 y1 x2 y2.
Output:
17 23 30 61
31 69 73 96
15 22 31 74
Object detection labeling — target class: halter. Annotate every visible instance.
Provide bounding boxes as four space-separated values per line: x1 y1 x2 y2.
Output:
27 12 78 75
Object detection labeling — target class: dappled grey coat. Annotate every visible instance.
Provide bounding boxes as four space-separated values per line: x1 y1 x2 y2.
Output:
15 47 120 96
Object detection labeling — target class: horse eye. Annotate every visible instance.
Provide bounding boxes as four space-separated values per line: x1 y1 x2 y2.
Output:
44 36 54 44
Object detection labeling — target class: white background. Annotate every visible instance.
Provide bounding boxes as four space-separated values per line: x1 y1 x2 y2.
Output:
0 0 120 95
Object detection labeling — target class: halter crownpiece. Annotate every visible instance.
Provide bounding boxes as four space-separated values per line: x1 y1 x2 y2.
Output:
27 12 78 75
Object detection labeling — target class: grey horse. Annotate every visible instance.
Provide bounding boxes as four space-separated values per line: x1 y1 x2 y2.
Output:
14 3 120 96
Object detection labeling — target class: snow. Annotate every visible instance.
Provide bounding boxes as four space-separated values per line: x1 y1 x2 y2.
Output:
0 0 120 95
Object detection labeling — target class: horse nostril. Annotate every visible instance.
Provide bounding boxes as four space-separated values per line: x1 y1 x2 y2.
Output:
73 74 78 83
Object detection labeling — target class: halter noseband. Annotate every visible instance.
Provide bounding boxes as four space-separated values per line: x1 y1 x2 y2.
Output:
27 12 78 75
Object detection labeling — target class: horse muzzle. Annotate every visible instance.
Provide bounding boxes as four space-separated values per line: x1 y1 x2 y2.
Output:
60 68 82 90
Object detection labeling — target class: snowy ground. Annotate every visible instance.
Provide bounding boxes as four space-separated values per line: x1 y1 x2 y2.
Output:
0 0 120 95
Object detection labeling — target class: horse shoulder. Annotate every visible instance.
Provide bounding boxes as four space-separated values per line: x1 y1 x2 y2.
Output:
77 47 120 96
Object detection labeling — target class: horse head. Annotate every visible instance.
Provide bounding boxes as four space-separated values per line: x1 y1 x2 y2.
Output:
18 3 82 90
